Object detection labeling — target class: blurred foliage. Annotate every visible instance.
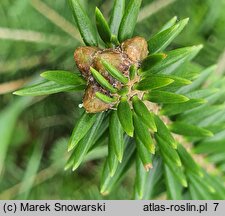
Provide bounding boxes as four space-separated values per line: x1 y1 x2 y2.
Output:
0 0 225 199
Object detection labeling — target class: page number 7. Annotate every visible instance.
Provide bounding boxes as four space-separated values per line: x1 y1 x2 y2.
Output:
213 203 219 211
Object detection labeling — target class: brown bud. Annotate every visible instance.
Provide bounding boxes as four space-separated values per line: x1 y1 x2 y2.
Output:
74 46 100 79
93 49 131 89
74 36 149 113
121 36 148 62
83 83 111 113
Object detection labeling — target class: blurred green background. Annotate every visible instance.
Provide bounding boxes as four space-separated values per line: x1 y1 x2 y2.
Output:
0 0 225 199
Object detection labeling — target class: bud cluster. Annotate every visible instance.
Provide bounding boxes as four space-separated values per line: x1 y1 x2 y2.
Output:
74 36 148 113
